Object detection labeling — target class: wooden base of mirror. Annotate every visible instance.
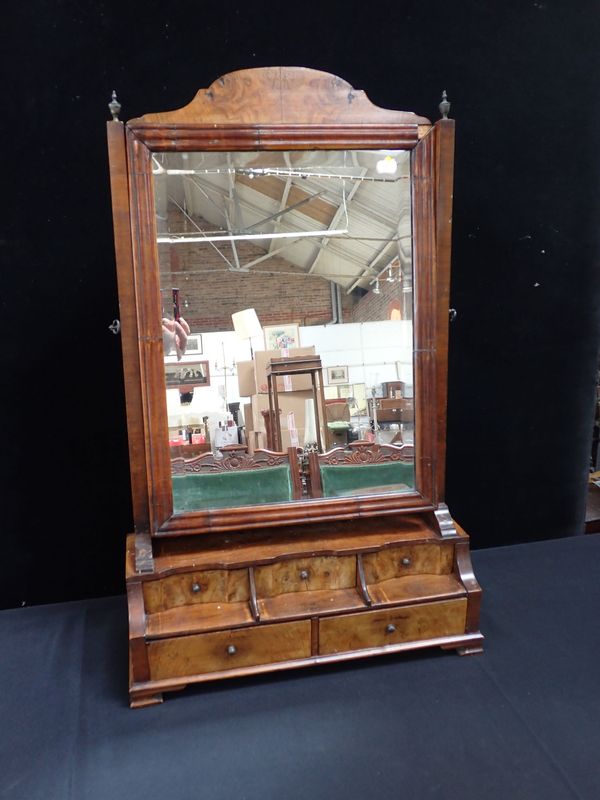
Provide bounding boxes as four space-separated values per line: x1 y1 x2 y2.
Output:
126 513 483 707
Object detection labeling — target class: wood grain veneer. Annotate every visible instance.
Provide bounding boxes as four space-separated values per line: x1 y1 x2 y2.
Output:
319 599 467 654
148 619 311 680
143 567 250 614
254 555 356 598
361 542 454 583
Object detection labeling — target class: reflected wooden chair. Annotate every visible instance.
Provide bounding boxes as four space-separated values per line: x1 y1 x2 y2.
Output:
171 445 302 511
308 440 415 498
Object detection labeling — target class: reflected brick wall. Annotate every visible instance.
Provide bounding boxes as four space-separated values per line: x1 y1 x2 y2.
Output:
158 210 415 330
344 275 411 323
159 211 334 332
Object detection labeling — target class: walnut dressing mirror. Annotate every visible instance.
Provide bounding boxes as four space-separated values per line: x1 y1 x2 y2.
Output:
107 68 483 707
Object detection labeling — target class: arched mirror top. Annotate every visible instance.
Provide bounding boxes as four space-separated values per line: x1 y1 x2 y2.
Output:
126 67 432 129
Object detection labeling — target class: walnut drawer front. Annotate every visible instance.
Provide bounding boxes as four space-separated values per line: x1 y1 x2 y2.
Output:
148 619 311 680
143 568 250 614
319 599 467 654
361 543 453 584
254 555 356 598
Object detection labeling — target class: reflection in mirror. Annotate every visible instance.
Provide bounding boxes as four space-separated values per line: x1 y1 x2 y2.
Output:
153 150 415 512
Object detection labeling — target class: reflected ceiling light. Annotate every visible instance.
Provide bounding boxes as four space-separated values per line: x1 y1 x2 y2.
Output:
376 156 398 175
386 264 396 283
373 279 381 294
157 228 348 244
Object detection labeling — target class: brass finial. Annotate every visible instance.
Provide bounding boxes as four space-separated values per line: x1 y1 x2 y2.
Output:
439 90 451 119
108 90 121 121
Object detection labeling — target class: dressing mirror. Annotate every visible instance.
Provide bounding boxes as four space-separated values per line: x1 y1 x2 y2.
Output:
107 68 483 707
108 67 445 535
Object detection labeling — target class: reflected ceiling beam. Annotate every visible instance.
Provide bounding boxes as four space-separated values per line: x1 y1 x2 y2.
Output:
243 188 327 232
184 175 290 231
241 238 304 270
161 238 311 279
225 208 243 271
236 174 337 226
226 153 237 228
184 175 264 272
178 178 239 273
223 156 244 272
165 193 235 271
159 229 348 244
178 178 346 250
307 169 366 275
184 175 228 224
234 173 284 203
286 184 337 226
268 154 293 253
345 239 399 294
165 179 365 280
269 176 292 252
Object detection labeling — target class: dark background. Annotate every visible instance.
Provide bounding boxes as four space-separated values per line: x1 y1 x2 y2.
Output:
2 0 599 610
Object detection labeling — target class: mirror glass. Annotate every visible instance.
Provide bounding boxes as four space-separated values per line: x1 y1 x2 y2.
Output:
153 149 415 512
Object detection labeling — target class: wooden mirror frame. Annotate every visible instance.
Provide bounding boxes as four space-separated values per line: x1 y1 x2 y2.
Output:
107 67 455 538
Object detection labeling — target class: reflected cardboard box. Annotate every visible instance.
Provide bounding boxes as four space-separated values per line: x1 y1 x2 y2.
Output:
243 402 253 433
237 361 257 397
250 389 326 449
250 428 308 452
253 346 316 393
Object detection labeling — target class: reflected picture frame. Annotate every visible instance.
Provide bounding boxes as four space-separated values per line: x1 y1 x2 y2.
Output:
263 323 300 350
165 360 210 389
185 334 203 354
327 366 349 385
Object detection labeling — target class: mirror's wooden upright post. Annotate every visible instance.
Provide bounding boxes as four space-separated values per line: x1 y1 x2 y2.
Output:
106 70 483 708
433 115 456 501
106 121 149 532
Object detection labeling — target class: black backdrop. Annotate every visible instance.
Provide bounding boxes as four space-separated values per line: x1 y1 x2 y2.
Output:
2 0 599 610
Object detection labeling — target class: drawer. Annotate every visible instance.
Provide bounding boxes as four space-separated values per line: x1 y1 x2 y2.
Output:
361 543 453 584
148 619 311 680
143 568 250 614
254 555 356 598
319 599 467 654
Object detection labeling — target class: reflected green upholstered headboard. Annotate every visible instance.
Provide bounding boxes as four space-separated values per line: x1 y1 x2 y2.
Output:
172 464 294 512
319 460 415 497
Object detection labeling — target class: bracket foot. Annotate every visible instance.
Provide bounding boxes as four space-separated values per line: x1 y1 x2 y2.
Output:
130 692 163 709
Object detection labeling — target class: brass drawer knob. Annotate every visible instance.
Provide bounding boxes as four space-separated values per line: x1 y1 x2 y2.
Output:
299 569 309 580
227 644 237 655
401 557 411 567
386 623 396 634
191 582 202 593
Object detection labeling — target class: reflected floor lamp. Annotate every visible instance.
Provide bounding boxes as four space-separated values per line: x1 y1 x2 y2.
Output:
232 308 262 358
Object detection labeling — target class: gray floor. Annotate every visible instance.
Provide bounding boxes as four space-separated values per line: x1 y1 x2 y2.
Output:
1 534 599 800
